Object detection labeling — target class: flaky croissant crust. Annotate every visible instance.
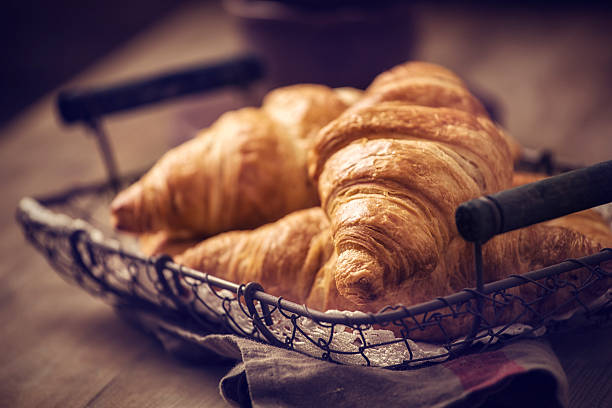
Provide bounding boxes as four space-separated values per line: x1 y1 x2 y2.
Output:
352 61 489 117
111 84 351 237
175 207 335 304
310 102 513 188
309 102 513 304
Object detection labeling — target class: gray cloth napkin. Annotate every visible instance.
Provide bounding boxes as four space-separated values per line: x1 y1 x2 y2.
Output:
122 309 569 408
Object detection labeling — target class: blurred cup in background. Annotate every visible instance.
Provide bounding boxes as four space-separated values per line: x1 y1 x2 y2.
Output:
223 0 415 90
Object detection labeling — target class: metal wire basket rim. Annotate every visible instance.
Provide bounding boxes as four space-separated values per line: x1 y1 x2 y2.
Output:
17 194 612 368
18 196 612 327
177 251 612 326
65 214 612 326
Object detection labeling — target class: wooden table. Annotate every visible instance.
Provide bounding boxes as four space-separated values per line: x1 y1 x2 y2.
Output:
1 2 611 407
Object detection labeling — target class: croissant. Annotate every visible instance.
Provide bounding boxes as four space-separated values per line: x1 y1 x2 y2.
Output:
309 103 514 306
174 207 346 307
111 84 352 237
308 61 609 311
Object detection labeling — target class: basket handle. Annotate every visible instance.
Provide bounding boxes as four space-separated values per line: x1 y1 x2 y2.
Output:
57 54 264 124
455 160 612 243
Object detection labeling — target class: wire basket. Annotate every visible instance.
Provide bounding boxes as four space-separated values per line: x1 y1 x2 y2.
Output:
16 56 612 369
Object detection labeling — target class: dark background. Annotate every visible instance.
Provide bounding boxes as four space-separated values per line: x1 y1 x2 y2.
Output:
1 0 610 128
0 0 186 127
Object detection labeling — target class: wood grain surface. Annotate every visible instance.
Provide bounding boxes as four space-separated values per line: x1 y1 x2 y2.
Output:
1 2 611 407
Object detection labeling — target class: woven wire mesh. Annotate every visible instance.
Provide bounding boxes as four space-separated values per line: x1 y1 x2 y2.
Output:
15 157 612 368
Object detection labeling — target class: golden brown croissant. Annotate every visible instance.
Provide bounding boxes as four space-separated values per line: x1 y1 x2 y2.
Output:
307 61 609 309
309 101 514 306
174 207 341 306
111 84 351 237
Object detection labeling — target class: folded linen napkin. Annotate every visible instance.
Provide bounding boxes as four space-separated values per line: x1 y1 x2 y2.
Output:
121 308 568 408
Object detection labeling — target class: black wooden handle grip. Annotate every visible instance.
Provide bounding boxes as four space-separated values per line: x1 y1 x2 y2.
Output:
57 54 263 124
456 160 612 242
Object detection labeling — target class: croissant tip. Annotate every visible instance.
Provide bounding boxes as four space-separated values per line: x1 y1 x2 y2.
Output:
335 249 385 304
110 185 142 231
